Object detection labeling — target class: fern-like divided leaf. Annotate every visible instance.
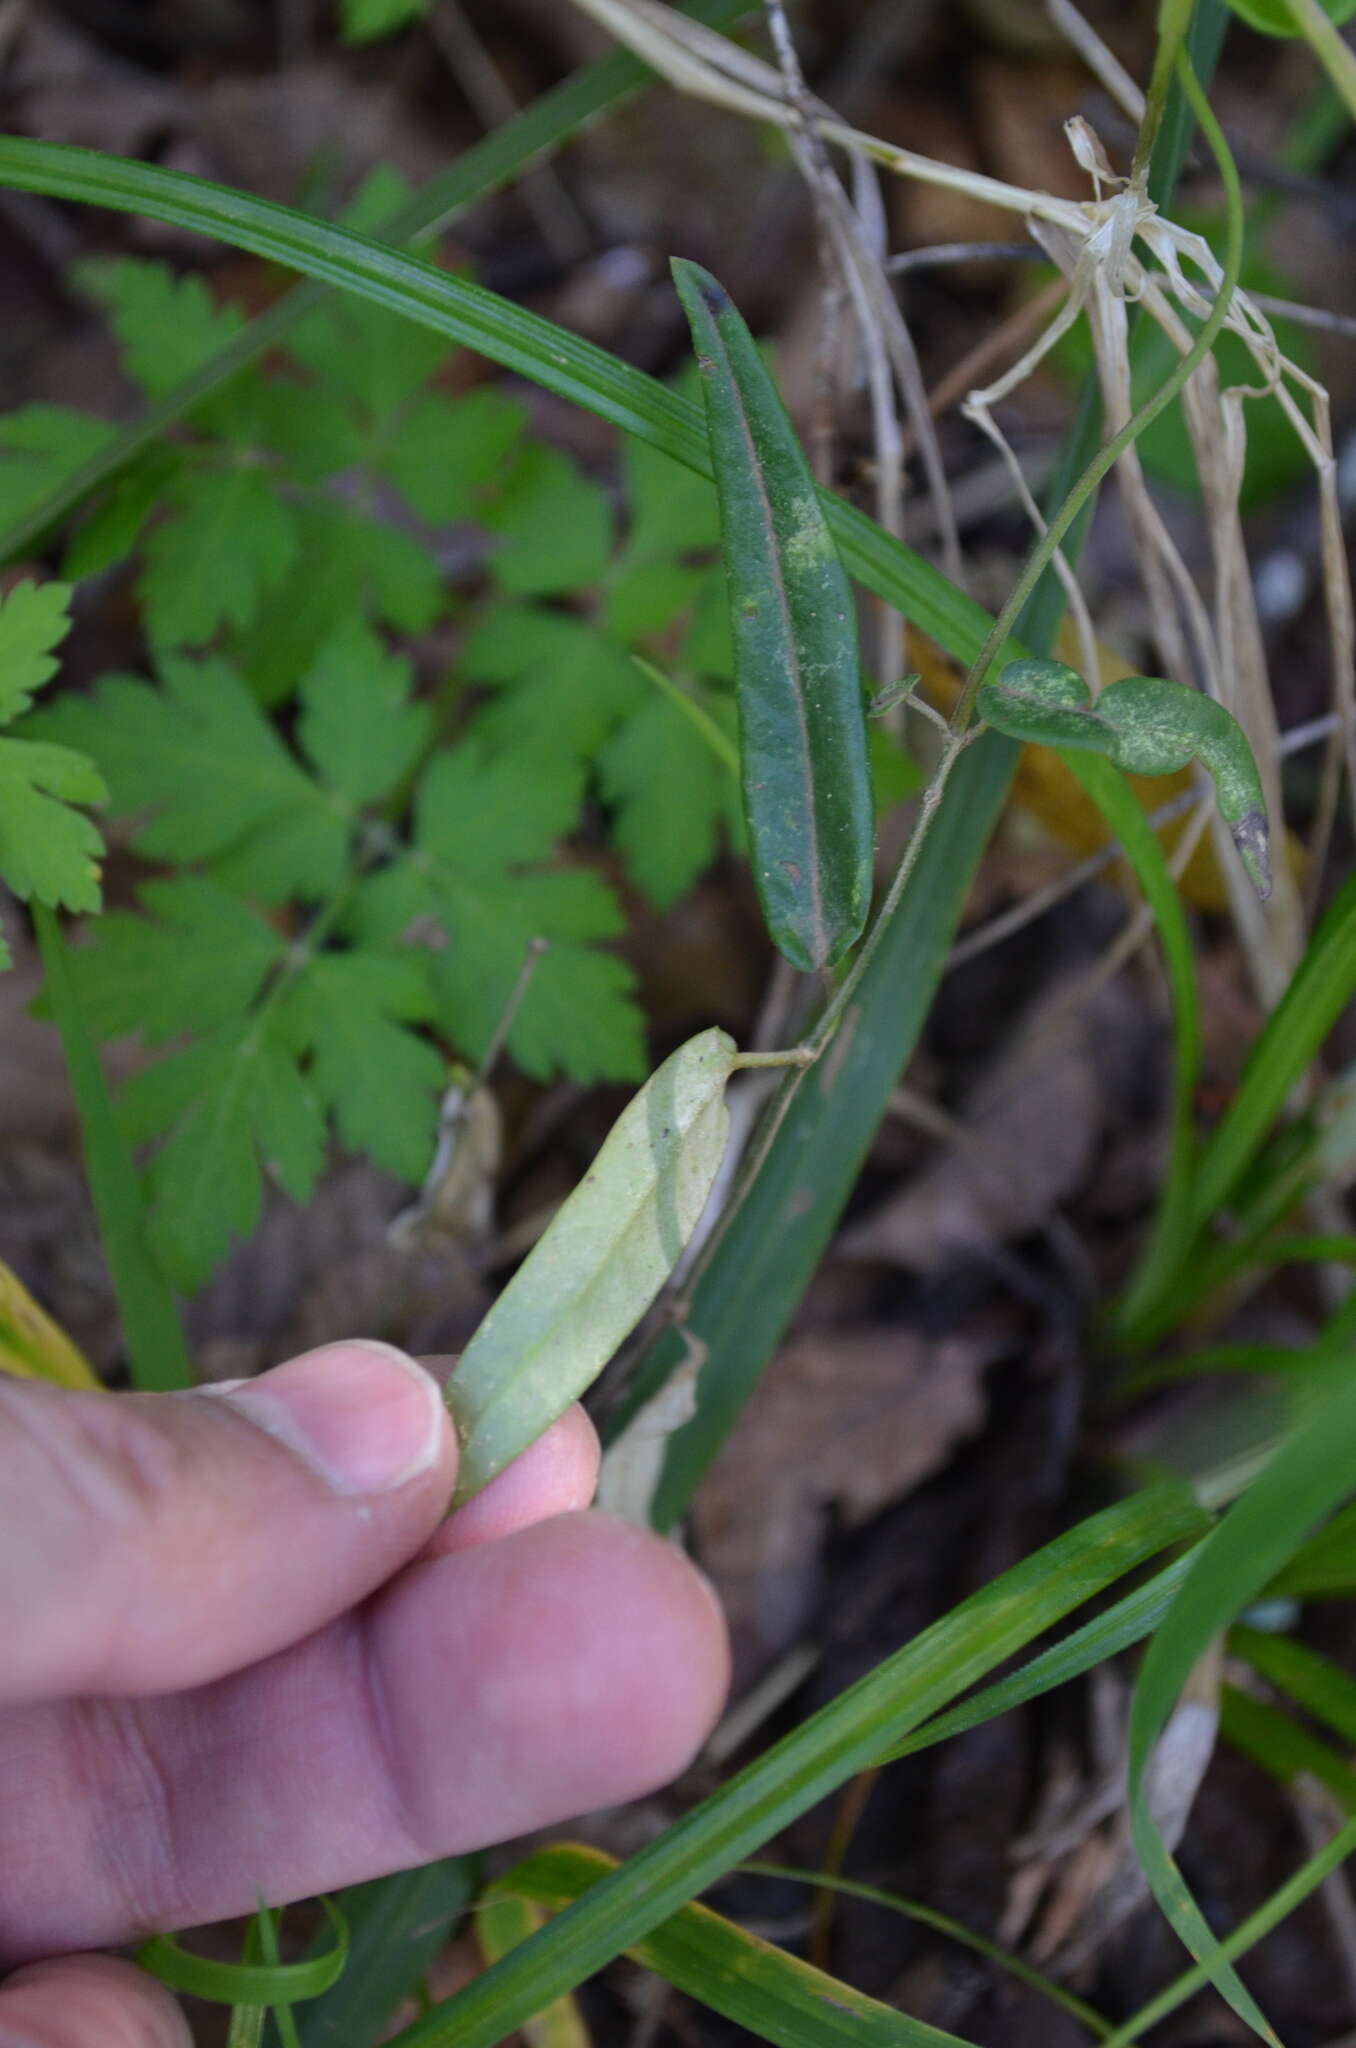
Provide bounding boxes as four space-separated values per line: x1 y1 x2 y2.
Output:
28 627 647 1289
0 580 106 967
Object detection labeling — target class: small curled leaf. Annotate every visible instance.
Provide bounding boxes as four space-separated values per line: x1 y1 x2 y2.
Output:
446 1027 738 1504
979 658 1271 899
136 1898 348 2005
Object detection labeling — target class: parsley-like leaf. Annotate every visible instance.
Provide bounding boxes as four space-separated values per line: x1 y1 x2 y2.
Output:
76 258 244 401
298 621 431 806
461 602 643 758
123 1022 326 1289
279 951 442 1182
599 692 740 907
68 877 284 1045
486 443 613 596
30 654 344 886
0 406 116 541
381 389 525 524
140 465 298 649
0 583 105 960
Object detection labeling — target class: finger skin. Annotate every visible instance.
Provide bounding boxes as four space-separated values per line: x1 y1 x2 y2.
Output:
428 1403 599 1556
0 1954 190 2048
0 1511 729 1966
0 1346 456 1703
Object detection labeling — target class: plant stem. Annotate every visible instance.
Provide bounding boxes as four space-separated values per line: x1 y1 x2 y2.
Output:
1286 0 1356 122
1132 0 1199 187
951 42 1245 734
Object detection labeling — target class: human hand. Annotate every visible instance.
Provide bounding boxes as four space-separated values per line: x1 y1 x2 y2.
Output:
0 1340 729 2045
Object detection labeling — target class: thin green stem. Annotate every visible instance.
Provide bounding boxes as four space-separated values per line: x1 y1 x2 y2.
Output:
1285 0 1356 123
631 655 739 775
1105 1807 1356 2045
1132 0 1200 187
736 1864 1114 2041
952 42 1246 733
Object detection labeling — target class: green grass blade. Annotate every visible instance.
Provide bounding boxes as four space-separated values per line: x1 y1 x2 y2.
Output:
1183 866 1356 1226
227 1909 271 2048
1120 867 1356 1347
880 1548 1200 1764
1048 753 1201 1338
636 728 1018 1522
384 1485 1203 2048
0 134 997 669
31 904 190 1389
1104 1805 1356 2048
494 1844 968 2047
628 379 1115 1518
738 1864 1113 2040
137 1898 347 2005
1269 1498 1356 1599
286 1857 478 2048
476 1889 589 2048
1126 1369 1356 2041
0 0 753 565
672 259 873 972
1219 1682 1356 1810
1231 1624 1356 1745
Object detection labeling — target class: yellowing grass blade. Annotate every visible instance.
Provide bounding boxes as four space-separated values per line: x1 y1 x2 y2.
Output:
0 1258 99 1388
477 1891 591 2048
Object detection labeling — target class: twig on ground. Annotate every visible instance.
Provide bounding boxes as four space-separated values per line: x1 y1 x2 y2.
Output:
428 0 591 263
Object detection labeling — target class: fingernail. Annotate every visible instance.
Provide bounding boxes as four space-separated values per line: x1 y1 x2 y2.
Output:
209 1341 446 1496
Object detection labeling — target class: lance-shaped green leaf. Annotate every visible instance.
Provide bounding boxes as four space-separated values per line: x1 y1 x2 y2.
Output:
446 1027 738 1502
978 658 1271 898
672 259 872 972
489 1844 968 2047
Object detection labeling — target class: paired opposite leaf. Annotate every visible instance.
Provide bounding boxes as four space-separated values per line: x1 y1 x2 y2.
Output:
979 659 1271 898
446 1026 737 1501
672 259 872 973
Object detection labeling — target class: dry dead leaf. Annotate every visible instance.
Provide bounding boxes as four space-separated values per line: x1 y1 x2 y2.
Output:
692 1322 1000 1676
838 974 1134 1271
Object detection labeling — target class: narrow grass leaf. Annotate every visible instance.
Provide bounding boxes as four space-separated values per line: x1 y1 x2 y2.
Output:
1230 1625 1356 1745
1269 1499 1356 1599
1219 1683 1356 1811
1121 867 1356 1345
0 135 1000 672
1050 750 1201 1335
0 0 755 566
738 1864 1113 2041
226 1910 271 2048
137 1899 347 2005
1104 1807 1356 2047
1126 1370 1356 2041
477 1890 590 2048
672 259 872 972
386 1485 1202 2048
0 1258 100 1388
32 905 190 1389
493 1844 971 2047
878 1549 1200 1764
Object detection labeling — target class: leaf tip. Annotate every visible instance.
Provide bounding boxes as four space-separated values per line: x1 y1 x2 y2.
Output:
669 256 729 319
1231 807 1272 901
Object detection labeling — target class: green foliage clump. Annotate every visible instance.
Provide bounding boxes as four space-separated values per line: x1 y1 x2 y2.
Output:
8 186 910 1289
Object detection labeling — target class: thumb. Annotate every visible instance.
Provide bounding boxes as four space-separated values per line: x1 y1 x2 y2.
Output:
0 1341 455 1705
